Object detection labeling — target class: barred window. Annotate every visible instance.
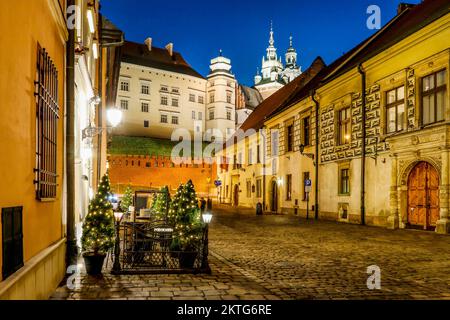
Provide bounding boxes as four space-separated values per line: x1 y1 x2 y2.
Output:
34 46 59 200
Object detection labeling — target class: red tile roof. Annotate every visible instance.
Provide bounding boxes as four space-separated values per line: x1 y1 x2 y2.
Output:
121 41 205 79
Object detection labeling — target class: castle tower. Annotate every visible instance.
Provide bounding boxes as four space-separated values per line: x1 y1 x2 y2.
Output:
205 50 236 142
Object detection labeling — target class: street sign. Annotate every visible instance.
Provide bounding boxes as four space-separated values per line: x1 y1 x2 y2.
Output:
305 179 312 193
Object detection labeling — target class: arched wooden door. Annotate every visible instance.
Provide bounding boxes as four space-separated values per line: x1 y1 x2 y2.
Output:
407 162 440 230
271 181 278 213
233 185 239 207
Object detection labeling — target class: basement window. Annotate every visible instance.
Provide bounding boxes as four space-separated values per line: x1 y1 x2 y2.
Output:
2 207 24 280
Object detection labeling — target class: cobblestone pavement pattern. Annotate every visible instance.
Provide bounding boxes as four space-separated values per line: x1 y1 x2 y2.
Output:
52 205 450 300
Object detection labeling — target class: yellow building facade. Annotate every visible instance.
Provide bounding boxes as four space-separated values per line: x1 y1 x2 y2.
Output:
0 0 68 299
218 1 450 234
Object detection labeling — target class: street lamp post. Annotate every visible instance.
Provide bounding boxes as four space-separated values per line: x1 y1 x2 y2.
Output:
201 212 212 274
112 211 124 274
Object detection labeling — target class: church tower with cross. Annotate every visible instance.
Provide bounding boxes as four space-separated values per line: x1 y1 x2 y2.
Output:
254 23 302 99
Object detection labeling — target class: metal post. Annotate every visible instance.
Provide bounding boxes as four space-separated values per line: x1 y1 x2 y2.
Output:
112 221 121 273
306 192 310 220
201 225 211 274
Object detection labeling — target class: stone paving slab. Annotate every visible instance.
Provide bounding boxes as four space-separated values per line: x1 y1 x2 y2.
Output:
51 205 450 300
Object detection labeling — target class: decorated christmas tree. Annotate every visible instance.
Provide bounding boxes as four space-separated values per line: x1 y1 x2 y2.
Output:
152 186 171 221
81 173 115 255
169 180 203 251
120 185 133 213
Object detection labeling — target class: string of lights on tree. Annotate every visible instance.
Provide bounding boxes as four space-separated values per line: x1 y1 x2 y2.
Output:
169 180 203 251
81 173 115 255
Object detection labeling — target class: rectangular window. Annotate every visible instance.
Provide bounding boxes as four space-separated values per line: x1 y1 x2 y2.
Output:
120 80 129 92
256 179 262 198
189 94 196 102
161 114 168 123
286 174 292 201
160 86 168 92
340 168 350 195
302 172 310 201
257 145 261 164
209 110 215 120
35 46 59 200
2 207 24 280
303 117 311 146
246 180 252 198
198 96 204 104
161 96 168 106
172 116 179 125
144 120 149 128
271 130 279 157
338 107 351 145
248 148 253 165
386 86 405 133
198 112 203 120
172 87 179 94
141 102 149 113
192 111 196 119
422 70 447 125
286 124 294 152
227 92 232 103
141 84 150 95
227 110 232 120
120 100 129 110
210 92 215 103
172 98 179 107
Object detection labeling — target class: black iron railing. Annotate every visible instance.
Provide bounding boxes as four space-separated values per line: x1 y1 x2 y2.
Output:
114 219 209 274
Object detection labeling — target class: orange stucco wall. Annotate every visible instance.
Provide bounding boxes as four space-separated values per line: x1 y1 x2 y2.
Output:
109 155 218 197
0 0 66 281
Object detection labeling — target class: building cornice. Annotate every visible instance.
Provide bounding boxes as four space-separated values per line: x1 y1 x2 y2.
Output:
47 0 69 44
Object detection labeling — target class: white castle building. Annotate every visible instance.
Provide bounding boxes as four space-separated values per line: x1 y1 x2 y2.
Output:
254 26 302 99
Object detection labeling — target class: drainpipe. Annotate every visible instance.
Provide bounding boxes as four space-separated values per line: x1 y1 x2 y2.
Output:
311 90 320 220
262 125 267 212
358 63 366 226
97 14 103 183
66 0 77 265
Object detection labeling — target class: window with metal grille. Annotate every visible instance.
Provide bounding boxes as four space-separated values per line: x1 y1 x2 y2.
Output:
2 207 24 280
34 46 60 200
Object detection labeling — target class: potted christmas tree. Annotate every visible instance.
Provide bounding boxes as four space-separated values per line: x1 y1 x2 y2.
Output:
151 186 171 221
169 180 204 268
120 185 133 218
81 173 115 275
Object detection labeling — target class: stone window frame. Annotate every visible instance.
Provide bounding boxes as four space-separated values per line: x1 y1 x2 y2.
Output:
284 118 295 153
338 161 351 196
335 105 352 146
301 114 311 147
256 178 262 198
286 174 293 201
270 126 280 158
246 179 252 198
385 85 406 134
420 68 447 126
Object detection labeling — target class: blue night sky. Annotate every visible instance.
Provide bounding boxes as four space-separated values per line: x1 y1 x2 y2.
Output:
101 0 421 86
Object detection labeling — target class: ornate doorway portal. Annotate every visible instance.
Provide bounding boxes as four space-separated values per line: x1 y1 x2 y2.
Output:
407 162 440 230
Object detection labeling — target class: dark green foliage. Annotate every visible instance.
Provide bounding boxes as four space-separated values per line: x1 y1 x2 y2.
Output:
81 173 115 255
169 180 204 251
120 186 133 213
152 186 171 221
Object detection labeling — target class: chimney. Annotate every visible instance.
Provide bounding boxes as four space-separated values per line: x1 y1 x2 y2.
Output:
397 3 416 15
144 37 152 51
165 43 173 57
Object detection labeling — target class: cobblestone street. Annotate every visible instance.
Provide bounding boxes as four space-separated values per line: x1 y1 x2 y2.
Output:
52 205 450 300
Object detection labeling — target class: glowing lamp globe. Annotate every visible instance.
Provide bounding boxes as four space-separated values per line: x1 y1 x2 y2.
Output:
107 108 123 127
202 213 213 224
